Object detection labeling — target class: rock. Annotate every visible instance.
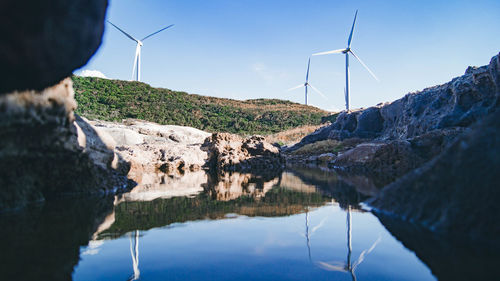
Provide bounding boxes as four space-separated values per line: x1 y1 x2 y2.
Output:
329 128 465 183
203 132 283 173
92 119 211 184
370 108 500 243
317 153 336 163
0 79 130 211
0 0 108 94
289 53 500 151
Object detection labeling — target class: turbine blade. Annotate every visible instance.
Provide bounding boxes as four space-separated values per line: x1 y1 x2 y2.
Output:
306 58 311 82
141 24 175 41
312 48 346 56
347 10 358 48
287 84 304 91
349 50 379 81
309 84 327 99
107 20 138 42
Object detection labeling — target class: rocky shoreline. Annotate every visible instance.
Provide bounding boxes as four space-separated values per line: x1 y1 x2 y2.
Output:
284 53 500 242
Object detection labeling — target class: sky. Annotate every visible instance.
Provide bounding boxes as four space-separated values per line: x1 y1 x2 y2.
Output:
76 0 500 112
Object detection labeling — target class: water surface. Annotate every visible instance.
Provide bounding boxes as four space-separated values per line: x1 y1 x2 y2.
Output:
0 168 495 280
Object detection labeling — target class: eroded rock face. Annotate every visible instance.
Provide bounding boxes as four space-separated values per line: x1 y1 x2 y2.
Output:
203 133 283 173
0 79 130 211
370 109 500 243
0 0 108 94
329 128 465 183
291 53 499 149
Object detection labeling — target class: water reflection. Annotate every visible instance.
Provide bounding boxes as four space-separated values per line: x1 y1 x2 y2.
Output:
1 167 496 281
315 206 381 281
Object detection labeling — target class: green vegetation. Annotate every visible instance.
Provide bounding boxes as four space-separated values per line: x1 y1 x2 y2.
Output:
72 76 331 135
99 187 329 239
291 139 345 155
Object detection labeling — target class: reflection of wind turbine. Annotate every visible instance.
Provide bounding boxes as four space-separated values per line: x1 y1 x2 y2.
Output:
312 10 378 111
128 230 140 281
288 58 326 105
301 207 327 261
316 205 381 281
107 21 174 81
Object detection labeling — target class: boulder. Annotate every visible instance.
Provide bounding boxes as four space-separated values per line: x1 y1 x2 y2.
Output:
0 79 130 211
203 132 283 173
0 0 108 94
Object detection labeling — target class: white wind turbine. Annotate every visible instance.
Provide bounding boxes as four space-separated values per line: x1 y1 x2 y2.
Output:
287 58 326 105
107 21 174 81
312 10 378 111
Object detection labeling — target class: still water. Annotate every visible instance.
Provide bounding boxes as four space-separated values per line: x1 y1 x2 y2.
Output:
0 167 493 280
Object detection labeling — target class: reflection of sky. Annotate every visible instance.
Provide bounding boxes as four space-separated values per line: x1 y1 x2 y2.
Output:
74 204 435 281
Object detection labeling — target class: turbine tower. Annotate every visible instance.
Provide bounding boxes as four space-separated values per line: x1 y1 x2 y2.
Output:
107 21 174 81
312 10 378 111
287 58 326 105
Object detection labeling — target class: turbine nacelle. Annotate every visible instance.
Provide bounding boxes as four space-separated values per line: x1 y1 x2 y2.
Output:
107 21 174 81
311 10 378 111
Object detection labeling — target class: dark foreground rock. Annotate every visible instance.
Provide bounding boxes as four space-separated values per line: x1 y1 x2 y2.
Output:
0 0 108 94
0 79 131 211
370 108 500 243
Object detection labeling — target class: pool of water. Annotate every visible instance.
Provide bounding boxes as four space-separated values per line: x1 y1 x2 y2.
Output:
0 167 495 280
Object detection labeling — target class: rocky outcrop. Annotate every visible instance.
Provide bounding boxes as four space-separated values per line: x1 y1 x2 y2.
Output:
90 119 211 184
0 0 108 94
291 53 499 150
0 79 130 211
370 108 500 243
329 127 465 183
203 133 283 173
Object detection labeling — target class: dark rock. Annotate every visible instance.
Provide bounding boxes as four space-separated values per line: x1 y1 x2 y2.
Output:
329 128 466 183
289 53 499 151
370 108 500 242
0 79 131 211
375 213 500 281
0 0 108 94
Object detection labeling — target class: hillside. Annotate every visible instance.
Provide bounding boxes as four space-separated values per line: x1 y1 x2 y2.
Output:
72 76 333 135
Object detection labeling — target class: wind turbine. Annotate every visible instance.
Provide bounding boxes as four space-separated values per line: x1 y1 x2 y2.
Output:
107 21 174 81
287 58 326 105
312 10 378 111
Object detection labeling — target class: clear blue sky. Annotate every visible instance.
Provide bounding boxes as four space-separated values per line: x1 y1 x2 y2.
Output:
76 0 500 111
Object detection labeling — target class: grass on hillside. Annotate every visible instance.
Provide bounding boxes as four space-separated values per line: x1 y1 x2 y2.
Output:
265 124 327 146
291 139 344 155
72 76 333 135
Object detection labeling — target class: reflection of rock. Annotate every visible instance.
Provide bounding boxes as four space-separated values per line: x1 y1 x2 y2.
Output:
203 133 283 173
278 172 319 194
0 0 108 94
115 170 207 203
208 172 280 201
376 213 499 281
0 196 115 281
286 166 375 209
0 79 130 210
